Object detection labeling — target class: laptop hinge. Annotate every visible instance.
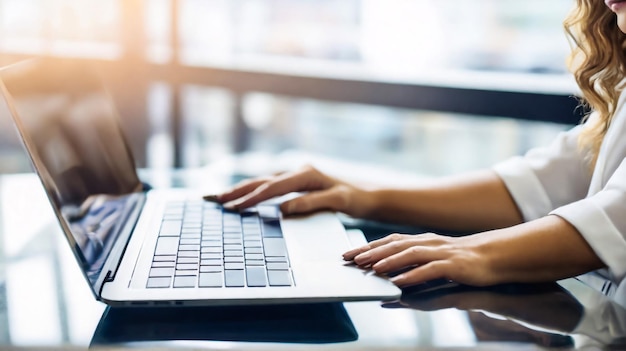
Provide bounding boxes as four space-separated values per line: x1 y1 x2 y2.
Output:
98 271 115 298
104 270 115 282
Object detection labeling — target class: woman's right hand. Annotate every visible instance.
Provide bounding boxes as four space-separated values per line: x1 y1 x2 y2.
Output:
211 165 375 217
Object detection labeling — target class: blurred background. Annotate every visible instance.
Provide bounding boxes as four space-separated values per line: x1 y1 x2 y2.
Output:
0 0 580 178
0 2 601 348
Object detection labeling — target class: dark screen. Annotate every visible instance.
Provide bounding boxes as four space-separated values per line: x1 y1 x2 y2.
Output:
0 58 142 290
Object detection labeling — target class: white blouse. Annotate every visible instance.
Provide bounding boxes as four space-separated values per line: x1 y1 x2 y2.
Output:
492 92 626 299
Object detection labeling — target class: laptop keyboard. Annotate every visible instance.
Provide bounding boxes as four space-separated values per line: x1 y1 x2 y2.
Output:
146 200 293 289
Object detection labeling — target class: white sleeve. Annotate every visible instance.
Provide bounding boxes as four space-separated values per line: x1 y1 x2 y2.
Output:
551 159 626 282
493 125 591 221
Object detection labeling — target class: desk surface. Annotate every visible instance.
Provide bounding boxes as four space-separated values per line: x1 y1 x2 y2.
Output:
0 170 625 351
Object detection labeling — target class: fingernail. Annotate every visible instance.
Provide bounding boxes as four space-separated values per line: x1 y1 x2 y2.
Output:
354 252 371 265
390 274 405 284
373 259 388 271
342 248 360 260
203 194 221 203
342 252 354 260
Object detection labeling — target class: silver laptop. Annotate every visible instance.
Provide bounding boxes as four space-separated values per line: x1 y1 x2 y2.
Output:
0 58 401 306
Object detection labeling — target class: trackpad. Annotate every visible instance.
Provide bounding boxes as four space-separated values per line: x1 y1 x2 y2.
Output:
282 212 350 262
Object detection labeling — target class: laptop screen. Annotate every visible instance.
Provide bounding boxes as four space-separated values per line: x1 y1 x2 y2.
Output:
0 58 143 291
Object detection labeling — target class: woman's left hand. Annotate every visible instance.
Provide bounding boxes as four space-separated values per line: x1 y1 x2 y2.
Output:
343 232 497 287
344 216 606 289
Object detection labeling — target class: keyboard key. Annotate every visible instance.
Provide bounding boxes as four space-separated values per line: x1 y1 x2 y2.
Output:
177 257 199 264
224 250 244 257
179 244 201 251
159 220 182 236
263 238 287 257
152 261 175 268
199 272 223 287
244 247 263 254
186 219 201 228
153 255 176 262
183 221 202 228
200 254 222 260
223 212 240 220
245 253 264 261
267 262 289 270
163 214 182 221
268 270 292 286
201 252 222 259
262 219 283 238
225 270 245 287
201 247 221 253
242 223 261 231
202 229 222 235
180 233 201 239
244 240 262 248
225 262 244 270
164 207 183 214
180 238 201 245
174 276 196 288
147 277 171 288
245 260 265 266
224 226 242 233
149 267 174 277
246 266 267 287
201 259 223 266
175 270 197 276
178 251 200 258
242 227 259 234
155 237 179 256
258 205 280 219
224 257 244 263
176 263 198 270
201 240 222 247
266 256 288 262
200 265 223 273
182 225 202 232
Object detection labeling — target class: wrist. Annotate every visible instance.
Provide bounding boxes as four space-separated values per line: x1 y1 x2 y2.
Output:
457 232 505 286
354 188 382 219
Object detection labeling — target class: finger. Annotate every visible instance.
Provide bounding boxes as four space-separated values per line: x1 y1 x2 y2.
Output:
390 261 452 288
344 234 409 263
353 235 418 266
372 246 447 275
342 245 371 261
223 168 327 210
279 187 349 215
367 233 414 249
217 177 271 203
343 233 409 261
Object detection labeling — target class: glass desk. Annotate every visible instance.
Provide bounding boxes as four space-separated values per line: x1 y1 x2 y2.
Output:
0 170 625 351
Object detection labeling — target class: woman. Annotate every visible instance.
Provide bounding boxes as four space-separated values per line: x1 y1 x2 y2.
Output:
209 0 625 292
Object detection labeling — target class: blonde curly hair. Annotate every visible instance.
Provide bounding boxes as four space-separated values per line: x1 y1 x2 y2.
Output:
564 0 626 167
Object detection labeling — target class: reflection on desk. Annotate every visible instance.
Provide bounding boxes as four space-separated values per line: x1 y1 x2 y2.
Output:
90 302 357 348
387 280 626 349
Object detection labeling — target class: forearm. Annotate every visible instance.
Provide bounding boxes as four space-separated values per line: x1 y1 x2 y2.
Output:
472 215 606 284
362 170 523 231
